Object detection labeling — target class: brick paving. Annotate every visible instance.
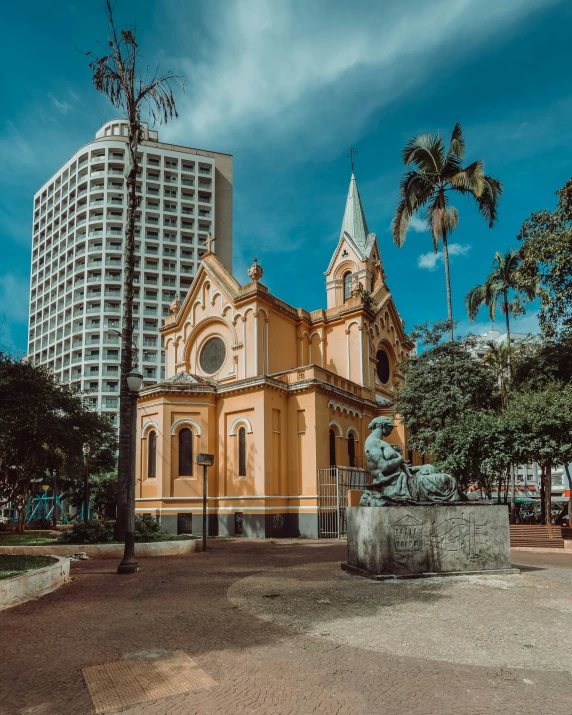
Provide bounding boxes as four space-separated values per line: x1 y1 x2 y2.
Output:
0 540 570 715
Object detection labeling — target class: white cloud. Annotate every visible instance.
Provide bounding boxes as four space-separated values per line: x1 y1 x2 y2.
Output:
409 215 427 233
48 93 72 116
417 243 470 270
162 0 557 152
457 310 540 338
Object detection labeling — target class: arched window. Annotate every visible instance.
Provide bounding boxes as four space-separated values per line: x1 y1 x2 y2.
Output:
376 349 391 384
329 429 336 468
178 428 193 476
148 431 157 478
348 434 356 468
238 427 247 477
343 272 352 302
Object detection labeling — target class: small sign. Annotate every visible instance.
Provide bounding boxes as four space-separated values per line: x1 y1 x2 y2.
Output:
196 453 214 466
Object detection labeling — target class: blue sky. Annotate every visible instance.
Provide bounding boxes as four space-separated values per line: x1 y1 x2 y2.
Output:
2 0 572 354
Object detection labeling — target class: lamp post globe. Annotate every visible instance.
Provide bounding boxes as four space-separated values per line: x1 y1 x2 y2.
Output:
126 370 143 393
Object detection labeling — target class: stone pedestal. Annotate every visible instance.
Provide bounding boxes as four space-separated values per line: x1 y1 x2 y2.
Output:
344 504 517 580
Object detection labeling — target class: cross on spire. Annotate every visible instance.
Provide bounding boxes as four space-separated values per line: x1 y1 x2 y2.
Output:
347 145 358 172
205 232 216 254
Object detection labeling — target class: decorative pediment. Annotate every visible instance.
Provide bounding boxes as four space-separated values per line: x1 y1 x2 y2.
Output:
163 371 218 386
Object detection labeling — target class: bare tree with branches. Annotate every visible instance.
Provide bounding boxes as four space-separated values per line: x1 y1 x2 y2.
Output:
85 0 183 540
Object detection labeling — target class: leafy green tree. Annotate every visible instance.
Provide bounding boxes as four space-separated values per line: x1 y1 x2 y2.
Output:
433 411 515 497
392 123 502 340
504 384 572 525
0 353 117 531
394 325 498 455
85 0 182 540
465 248 537 374
67 467 118 519
517 178 572 338
512 334 572 391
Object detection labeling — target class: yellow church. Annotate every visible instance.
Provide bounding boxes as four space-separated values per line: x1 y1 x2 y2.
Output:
135 172 414 537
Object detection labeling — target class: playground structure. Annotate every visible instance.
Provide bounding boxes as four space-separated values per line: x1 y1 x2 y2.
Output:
22 488 91 525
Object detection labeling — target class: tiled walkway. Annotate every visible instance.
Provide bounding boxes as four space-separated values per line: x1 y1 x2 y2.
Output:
0 540 570 715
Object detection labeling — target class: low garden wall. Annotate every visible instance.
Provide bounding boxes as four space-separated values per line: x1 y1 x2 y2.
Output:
0 555 70 611
0 539 200 559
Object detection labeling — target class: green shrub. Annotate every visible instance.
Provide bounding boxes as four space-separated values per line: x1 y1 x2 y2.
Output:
134 514 164 542
27 518 53 531
59 520 114 544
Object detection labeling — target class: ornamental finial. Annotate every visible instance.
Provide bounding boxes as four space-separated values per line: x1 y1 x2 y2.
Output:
248 257 263 283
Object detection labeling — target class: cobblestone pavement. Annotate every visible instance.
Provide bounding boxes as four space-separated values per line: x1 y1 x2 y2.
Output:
0 540 571 715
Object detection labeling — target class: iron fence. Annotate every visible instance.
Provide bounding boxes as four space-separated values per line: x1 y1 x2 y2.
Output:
317 466 372 538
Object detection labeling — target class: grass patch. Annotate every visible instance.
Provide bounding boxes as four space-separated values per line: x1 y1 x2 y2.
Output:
0 531 59 546
0 555 57 579
0 530 197 547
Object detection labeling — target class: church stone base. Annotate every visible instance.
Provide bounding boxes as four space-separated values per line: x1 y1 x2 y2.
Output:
345 504 514 578
157 512 319 539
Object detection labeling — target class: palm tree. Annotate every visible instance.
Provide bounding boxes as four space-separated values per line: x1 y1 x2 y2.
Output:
482 340 511 407
465 248 538 376
392 123 502 341
86 0 183 543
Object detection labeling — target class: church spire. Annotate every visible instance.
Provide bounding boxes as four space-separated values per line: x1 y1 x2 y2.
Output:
340 171 369 252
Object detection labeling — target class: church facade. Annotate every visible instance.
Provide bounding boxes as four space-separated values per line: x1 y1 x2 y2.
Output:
135 172 415 537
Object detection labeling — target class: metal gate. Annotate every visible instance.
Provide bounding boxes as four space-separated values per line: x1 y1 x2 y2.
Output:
317 467 371 538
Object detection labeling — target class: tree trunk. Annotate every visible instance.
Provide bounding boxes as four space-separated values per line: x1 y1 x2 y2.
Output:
442 230 454 341
510 464 516 524
544 462 553 527
497 474 502 504
503 289 512 381
52 470 58 529
114 112 140 542
15 505 25 534
540 466 546 525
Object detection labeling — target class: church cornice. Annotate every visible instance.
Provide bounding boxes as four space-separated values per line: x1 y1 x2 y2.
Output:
136 367 389 414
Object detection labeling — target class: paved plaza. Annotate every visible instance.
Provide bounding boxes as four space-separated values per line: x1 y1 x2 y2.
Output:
1 540 571 715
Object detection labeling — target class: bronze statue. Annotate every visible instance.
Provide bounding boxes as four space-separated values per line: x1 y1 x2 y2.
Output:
360 416 464 506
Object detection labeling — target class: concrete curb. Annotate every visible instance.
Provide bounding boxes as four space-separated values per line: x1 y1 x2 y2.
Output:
0 539 200 559
0 555 70 611
511 545 572 554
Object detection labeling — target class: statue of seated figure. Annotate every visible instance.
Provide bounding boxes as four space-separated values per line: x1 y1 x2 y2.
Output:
360 416 464 506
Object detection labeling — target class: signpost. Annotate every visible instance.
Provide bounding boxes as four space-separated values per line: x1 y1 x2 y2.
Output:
196 453 214 552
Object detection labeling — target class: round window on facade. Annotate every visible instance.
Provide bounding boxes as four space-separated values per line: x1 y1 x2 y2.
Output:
376 349 391 384
199 336 226 375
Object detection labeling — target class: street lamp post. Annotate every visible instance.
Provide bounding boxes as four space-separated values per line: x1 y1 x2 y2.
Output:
196 453 214 552
117 368 143 575
82 443 90 524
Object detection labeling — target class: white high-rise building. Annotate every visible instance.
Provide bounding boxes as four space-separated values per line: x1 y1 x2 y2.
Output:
28 119 233 427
